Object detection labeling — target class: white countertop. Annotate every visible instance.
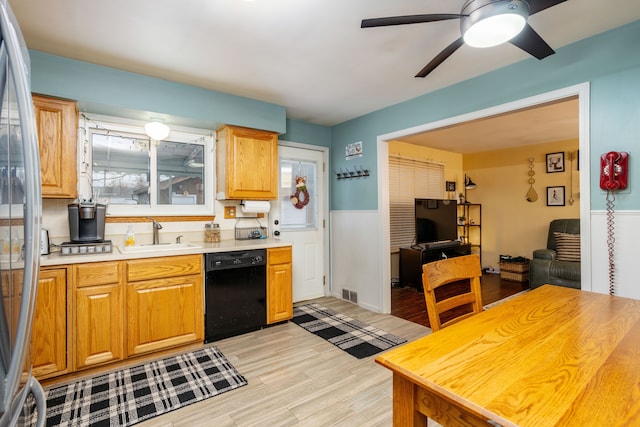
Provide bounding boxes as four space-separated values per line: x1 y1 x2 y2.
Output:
40 238 291 266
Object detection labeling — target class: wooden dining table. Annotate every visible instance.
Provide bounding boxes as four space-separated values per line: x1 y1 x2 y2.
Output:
375 284 640 426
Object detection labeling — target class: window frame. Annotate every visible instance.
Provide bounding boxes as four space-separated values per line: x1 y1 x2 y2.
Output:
78 113 215 217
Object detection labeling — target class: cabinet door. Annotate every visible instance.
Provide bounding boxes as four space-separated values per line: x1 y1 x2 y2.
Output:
1 271 19 341
33 94 78 198
31 268 67 378
267 247 293 324
75 283 123 369
126 275 203 356
218 125 278 199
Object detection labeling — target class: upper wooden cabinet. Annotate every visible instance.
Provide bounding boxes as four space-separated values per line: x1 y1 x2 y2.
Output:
216 125 278 200
32 94 78 198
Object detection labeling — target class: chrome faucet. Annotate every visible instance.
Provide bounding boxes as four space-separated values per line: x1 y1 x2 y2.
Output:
147 217 163 244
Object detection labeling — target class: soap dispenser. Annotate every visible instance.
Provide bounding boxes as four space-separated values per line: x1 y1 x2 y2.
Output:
124 225 136 247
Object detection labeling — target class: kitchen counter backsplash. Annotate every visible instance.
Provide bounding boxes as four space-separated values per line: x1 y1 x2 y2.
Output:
41 198 271 248
39 199 284 266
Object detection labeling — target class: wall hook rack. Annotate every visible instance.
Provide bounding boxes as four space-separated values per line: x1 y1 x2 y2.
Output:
336 166 370 180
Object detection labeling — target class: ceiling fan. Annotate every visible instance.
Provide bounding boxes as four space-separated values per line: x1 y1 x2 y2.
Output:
361 0 567 78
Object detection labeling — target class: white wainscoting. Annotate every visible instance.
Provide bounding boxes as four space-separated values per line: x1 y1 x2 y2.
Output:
330 210 382 312
590 210 640 299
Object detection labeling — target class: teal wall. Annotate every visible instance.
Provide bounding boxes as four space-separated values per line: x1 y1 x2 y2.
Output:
280 118 331 148
28 20 640 212
330 20 640 211
30 51 287 133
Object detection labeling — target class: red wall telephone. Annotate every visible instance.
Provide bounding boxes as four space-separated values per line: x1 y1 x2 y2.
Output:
600 151 629 295
600 151 629 191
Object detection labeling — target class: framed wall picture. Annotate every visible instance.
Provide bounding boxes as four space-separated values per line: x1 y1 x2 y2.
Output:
546 152 565 173
547 186 565 206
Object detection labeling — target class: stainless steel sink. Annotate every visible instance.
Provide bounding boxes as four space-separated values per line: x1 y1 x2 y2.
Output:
119 242 201 253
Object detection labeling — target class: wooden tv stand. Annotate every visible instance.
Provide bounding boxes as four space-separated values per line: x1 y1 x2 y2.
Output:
399 244 471 291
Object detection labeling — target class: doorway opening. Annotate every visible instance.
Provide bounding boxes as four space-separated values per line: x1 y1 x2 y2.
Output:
376 83 591 313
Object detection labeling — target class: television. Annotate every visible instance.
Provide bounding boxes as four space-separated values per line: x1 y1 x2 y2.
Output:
414 199 458 244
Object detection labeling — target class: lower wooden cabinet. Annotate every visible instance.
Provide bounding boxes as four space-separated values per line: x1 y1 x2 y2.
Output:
267 247 293 324
73 262 123 369
71 256 204 368
126 255 204 357
3 268 68 379
33 248 288 378
32 268 68 378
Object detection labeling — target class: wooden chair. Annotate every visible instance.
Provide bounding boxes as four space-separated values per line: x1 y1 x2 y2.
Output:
422 254 483 331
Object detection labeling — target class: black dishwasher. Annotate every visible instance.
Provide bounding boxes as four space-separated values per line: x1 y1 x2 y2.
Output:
204 249 267 342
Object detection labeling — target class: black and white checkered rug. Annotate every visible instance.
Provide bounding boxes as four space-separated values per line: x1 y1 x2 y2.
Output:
41 346 247 426
292 303 407 359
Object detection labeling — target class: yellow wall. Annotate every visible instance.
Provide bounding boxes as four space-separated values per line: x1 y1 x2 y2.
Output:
464 140 580 270
388 140 464 199
387 139 579 271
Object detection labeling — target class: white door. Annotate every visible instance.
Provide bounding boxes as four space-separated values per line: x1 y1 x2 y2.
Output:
272 144 326 302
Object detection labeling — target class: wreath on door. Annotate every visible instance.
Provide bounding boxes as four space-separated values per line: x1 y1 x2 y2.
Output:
290 176 310 209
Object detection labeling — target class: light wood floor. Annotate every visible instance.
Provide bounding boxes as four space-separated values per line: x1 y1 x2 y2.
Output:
137 296 430 426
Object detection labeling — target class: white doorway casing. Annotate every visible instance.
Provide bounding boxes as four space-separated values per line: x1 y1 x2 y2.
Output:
376 83 592 313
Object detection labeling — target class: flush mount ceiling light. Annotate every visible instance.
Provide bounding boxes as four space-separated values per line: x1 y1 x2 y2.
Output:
144 121 170 140
461 0 528 48
361 0 565 77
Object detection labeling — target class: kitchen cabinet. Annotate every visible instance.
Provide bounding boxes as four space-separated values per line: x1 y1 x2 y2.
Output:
73 261 123 369
1 271 19 340
2 268 68 379
31 267 68 379
267 247 293 324
216 125 278 200
32 94 78 198
125 255 203 356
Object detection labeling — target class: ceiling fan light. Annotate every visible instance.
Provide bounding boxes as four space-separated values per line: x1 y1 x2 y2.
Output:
144 121 170 140
464 14 526 47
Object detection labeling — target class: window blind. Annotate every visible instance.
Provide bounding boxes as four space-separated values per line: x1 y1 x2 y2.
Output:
389 156 444 251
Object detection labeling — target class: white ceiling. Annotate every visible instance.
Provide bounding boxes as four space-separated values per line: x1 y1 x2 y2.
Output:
10 0 640 129
397 97 579 153
10 0 640 152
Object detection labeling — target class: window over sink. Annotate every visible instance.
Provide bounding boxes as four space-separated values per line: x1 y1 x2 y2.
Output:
79 113 214 216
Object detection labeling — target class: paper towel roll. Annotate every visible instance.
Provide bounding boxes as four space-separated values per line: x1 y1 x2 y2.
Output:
241 200 271 214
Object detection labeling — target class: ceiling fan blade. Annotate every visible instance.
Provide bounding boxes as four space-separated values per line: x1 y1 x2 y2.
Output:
415 38 464 78
361 14 463 28
527 0 568 15
509 23 554 59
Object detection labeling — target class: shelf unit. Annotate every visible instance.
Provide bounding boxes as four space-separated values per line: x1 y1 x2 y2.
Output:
457 203 482 264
